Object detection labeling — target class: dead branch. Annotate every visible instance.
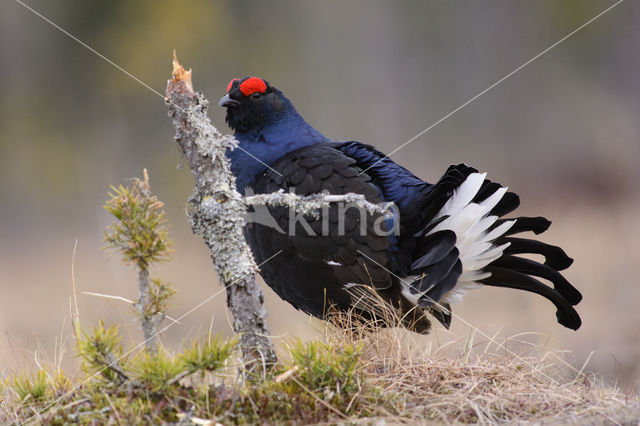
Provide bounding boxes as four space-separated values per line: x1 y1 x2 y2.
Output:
165 55 277 372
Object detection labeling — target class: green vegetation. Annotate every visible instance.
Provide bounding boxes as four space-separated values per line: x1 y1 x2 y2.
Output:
0 326 382 423
288 340 361 406
180 335 238 377
76 321 128 383
11 370 49 404
103 169 172 269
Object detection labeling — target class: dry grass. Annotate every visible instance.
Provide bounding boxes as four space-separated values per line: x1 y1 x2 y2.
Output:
323 311 640 425
365 346 637 424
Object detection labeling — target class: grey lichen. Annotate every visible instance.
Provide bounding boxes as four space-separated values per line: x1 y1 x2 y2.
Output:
244 190 396 219
182 96 259 284
195 193 258 283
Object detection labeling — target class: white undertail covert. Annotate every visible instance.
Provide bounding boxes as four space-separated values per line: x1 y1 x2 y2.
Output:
402 172 516 306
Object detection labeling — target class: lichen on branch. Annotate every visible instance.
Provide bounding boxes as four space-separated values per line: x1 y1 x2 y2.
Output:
166 55 276 371
243 189 396 218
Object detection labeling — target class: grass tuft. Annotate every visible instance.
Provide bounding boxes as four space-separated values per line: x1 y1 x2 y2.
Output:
336 324 640 424
180 334 237 377
129 347 184 394
288 339 362 406
11 369 49 404
76 320 127 383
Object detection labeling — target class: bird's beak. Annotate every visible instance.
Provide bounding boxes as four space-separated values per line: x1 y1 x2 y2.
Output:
218 93 239 108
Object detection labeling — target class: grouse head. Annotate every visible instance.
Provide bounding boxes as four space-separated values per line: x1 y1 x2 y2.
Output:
218 76 328 192
219 76 291 134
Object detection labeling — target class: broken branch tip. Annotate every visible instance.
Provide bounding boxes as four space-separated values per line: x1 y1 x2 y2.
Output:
171 50 193 91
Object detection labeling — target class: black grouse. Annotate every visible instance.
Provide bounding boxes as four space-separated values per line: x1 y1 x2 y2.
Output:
219 76 582 333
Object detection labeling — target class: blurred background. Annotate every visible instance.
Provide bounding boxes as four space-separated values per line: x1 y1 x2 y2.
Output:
1 0 639 389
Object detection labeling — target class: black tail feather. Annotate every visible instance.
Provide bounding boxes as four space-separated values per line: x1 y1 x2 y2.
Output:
419 164 478 224
413 249 460 293
497 216 551 236
481 266 581 330
502 237 574 271
410 164 581 332
470 177 520 217
490 255 582 305
412 230 457 269
419 260 463 306
490 192 520 217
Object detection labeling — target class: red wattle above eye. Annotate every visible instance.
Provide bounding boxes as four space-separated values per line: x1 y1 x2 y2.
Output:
239 77 267 96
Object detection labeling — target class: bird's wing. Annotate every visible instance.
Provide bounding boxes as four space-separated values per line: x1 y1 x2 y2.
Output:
247 142 404 322
332 141 430 211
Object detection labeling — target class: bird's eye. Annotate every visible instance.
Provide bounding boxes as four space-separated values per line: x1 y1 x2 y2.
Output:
251 92 261 99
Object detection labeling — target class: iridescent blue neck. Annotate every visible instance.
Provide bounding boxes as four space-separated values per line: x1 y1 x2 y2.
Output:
227 104 327 194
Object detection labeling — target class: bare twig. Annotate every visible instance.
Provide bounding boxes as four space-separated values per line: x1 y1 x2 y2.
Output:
82 291 181 325
273 365 299 384
136 264 157 353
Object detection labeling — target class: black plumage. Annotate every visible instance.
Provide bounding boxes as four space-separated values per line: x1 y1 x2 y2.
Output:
219 76 582 333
